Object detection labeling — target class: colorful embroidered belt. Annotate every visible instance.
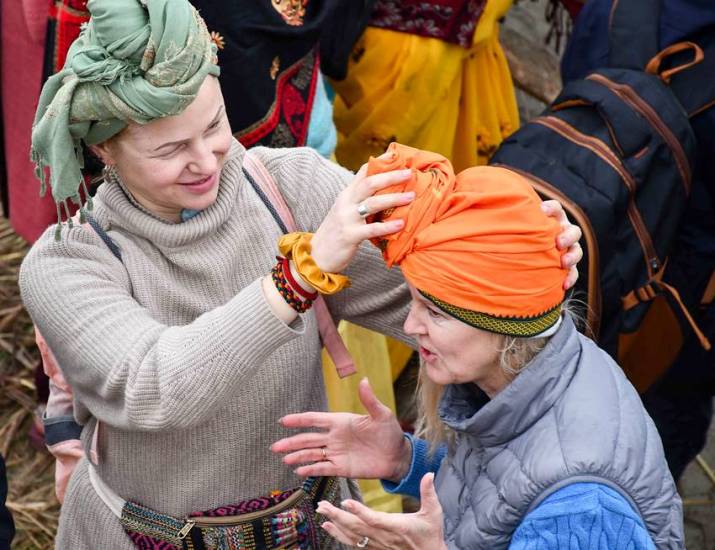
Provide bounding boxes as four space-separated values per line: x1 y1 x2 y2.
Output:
88 465 340 550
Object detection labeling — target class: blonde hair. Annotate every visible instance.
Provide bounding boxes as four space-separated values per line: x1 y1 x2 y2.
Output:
414 304 581 451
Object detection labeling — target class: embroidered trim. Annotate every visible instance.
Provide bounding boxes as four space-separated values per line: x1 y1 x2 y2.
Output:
421 291 562 336
234 48 319 149
369 0 486 48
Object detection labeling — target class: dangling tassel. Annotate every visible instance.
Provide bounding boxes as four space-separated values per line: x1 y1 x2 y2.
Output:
54 202 63 241
63 201 73 229
81 178 94 211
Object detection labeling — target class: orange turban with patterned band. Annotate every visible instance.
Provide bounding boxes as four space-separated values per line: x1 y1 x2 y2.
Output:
367 143 566 337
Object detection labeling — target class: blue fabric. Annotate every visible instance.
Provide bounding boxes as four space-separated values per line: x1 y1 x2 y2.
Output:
383 439 655 549
510 483 655 550
180 208 201 222
305 72 337 159
381 434 446 500
561 0 715 82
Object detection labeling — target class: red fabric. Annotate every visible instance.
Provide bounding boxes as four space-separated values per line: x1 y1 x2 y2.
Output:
47 0 89 73
2 0 56 243
559 0 584 19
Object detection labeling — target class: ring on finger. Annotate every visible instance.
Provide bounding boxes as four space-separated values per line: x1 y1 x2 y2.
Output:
357 202 370 218
357 536 370 548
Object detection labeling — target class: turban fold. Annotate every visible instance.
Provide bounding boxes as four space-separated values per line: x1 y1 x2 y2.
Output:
367 143 566 337
31 0 219 226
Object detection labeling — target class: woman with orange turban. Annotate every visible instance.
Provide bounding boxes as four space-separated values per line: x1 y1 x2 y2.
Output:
272 144 684 549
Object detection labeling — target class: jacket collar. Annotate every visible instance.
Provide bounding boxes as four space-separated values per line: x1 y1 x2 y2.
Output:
438 316 582 447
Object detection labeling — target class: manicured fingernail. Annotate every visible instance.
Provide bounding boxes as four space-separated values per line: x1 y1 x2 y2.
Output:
399 169 412 177
402 192 415 200
391 219 405 229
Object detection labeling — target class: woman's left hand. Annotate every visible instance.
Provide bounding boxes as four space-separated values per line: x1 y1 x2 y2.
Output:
542 200 583 290
317 473 447 550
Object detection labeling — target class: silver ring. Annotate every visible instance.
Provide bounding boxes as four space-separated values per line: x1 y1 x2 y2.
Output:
357 203 370 218
321 447 327 461
357 536 370 548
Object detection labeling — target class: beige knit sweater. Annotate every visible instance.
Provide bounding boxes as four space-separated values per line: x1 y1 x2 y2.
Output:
19 141 411 549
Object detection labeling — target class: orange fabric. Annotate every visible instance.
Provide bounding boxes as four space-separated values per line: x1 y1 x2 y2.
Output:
367 142 566 319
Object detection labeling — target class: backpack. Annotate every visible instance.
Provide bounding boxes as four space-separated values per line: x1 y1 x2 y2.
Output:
490 0 715 391
38 151 356 502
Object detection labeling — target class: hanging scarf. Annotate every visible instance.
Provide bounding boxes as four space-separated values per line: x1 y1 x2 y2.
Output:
31 0 219 234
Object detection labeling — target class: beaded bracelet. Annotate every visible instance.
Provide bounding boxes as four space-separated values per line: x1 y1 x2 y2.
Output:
271 259 313 313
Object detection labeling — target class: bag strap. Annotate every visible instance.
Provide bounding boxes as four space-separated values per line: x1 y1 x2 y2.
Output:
664 29 715 117
242 151 357 378
608 0 661 70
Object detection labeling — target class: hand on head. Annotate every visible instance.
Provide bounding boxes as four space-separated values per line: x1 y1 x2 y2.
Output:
310 157 415 275
271 378 411 482
316 473 447 550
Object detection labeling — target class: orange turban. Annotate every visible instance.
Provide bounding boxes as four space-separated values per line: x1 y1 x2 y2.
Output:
367 143 566 337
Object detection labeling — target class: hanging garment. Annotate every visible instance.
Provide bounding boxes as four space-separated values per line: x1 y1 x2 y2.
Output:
332 0 518 173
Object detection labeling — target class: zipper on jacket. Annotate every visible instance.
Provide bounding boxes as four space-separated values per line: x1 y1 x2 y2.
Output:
534 115 661 277
586 73 691 194
177 488 305 539
495 164 602 338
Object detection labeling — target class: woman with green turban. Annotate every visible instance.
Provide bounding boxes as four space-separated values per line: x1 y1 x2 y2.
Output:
20 0 582 547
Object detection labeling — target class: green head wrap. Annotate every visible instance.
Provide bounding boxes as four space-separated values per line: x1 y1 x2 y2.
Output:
31 0 220 236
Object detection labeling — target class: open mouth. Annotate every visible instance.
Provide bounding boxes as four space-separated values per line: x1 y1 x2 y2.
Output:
419 345 437 362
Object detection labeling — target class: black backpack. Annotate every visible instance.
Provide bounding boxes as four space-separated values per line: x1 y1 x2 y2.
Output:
490 0 714 389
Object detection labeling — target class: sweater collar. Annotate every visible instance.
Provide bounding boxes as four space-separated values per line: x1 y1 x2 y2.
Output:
438 316 582 447
96 139 245 249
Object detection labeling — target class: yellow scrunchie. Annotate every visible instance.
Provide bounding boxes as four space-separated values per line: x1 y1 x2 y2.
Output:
278 233 351 295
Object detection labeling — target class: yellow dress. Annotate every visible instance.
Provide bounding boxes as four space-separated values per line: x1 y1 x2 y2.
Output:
332 0 518 173
323 0 518 512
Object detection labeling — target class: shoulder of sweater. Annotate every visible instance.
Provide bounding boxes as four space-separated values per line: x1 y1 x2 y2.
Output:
246 146 354 228
20 219 124 300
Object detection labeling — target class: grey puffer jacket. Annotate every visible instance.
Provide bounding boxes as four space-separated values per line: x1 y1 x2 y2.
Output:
434 317 683 549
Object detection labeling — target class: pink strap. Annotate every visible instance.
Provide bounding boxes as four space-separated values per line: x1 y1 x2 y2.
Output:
243 151 357 378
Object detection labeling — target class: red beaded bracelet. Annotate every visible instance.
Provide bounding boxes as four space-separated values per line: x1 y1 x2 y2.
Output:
271 259 313 313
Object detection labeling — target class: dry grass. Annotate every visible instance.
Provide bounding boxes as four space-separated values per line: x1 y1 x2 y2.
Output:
0 217 57 549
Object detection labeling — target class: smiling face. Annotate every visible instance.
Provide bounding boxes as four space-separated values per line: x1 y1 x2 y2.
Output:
403 283 508 397
91 76 233 222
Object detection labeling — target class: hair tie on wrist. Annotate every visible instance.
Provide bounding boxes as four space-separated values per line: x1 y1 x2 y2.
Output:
278 233 350 295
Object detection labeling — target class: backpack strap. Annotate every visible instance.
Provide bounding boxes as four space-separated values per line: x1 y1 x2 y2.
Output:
242 151 357 378
608 0 660 70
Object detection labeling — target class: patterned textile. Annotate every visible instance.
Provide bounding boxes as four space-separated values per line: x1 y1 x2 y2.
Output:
233 49 320 150
190 1 342 149
369 0 487 48
120 477 340 550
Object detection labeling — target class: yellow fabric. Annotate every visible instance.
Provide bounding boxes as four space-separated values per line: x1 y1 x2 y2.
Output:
278 233 351 294
322 322 404 513
332 0 518 173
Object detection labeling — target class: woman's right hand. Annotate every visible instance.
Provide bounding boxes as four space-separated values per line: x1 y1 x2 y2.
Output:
271 378 412 483
310 162 414 274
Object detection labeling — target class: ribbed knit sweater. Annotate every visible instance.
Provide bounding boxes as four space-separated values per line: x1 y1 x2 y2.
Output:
19 141 411 549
